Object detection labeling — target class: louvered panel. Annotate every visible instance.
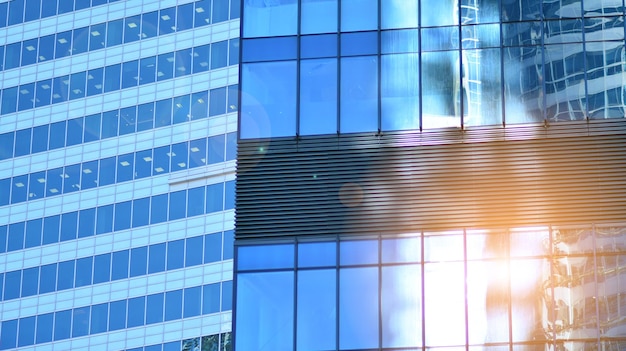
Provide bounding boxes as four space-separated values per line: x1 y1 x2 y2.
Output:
236 120 626 239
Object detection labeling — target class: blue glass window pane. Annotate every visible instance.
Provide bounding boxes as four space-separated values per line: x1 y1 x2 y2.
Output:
298 241 336 267
206 183 223 213
109 300 127 331
99 156 116 186
66 117 83 146
18 83 35 111
104 64 121 92
0 225 6 252
101 110 119 138
226 132 236 161
141 11 158 39
78 208 95 238
132 197 150 227
96 204 114 234
130 246 147 277
124 15 141 43
84 113 101 142
25 218 41 248
242 37 296 62
48 121 65 150
0 3 6 28
55 31 72 58
17 316 35 347
190 91 208 120
21 38 38 66
300 34 337 59
224 180 235 210
173 94 190 124
80 160 98 190
230 39 239 65
165 289 183 321
381 53 420 131
209 87 226 116
150 193 168 224
171 142 188 171
21 267 39 297
57 260 75 290
194 0 210 26
159 6 176 34
175 48 192 77
114 200 132 231
72 306 90 337
139 56 156 85
89 23 106 51
0 179 8 206
11 175 28 204
1 319 18 349
146 293 164 324
1 87 17 114
192 44 210 73
57 0 72 14
24 0 40 21
421 50 461 128
122 60 139 89
235 272 294 350
137 102 154 131
155 99 172 127
183 286 201 317
238 244 294 270
208 134 225 164
14 129 31 156
382 0 418 29
34 79 52 107
382 264 422 348
230 0 240 19
117 153 134 182
339 267 379 349
340 56 379 133
167 239 184 270
111 250 129 280
4 43 21 70
341 31 378 56
91 303 108 334
297 269 336 350
72 26 89 55
185 235 203 266
341 0 377 31
75 0 89 10
4 270 21 299
54 310 71 340
202 283 220 314
212 0 229 23
93 253 111 284
51 74 70 103
148 243 166 274
38 34 55 62
127 296 145 327
223 230 234 259
8 222 25 251
164 342 180 351
204 232 222 263
241 61 297 138
0 132 14 159
157 52 174 81
340 240 378 265
242 0 297 37
222 280 233 310
227 84 238 113
211 40 228 69
39 263 57 293
36 313 53 344
301 0 337 34
30 125 48 153
169 190 186 221
187 186 205 217
299 58 337 135
60 211 77 241
87 67 104 96
75 256 93 287
107 19 123 46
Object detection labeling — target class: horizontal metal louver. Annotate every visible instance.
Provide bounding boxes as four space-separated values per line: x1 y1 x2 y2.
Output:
235 120 626 239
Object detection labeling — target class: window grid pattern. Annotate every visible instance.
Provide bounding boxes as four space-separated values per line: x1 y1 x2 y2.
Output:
0 282 233 349
235 224 626 350
0 181 235 252
0 39 239 115
0 231 233 301
122 332 232 351
1 135 236 206
0 0 122 28
0 84 238 160
0 0 239 69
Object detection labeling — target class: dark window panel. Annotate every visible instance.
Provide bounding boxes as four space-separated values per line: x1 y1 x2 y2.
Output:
1 319 18 349
155 98 172 127
194 0 210 26
63 164 81 194
175 48 192 77
137 102 155 131
75 256 93 287
208 134 225 164
209 87 227 116
81 160 98 191
187 186 205 217
202 282 220 314
24 0 41 22
223 230 234 259
165 289 183 321
211 40 228 69
173 94 190 124
72 307 90 338
159 7 176 35
57 0 73 14
96 204 114 234
157 52 174 81
8 222 25 252
141 11 158 38
89 23 106 51
78 208 95 238
222 280 233 310
1 87 18 115
132 197 150 227
4 270 22 299
56 310 76 340
107 19 123 46
148 243 166 274
38 34 55 62
21 38 38 66
183 286 201 317
130 246 147 277
139 56 156 85
114 200 132 231
93 253 111 284
55 31 72 59
212 0 228 23
146 293 164 324
14 128 31 156
42 215 60 245
192 44 210 73
0 132 15 160
109 300 127 331
111 250 129 280
124 15 141 43
60 211 78 242
21 267 39 297
171 142 188 171
17 316 35 347
48 121 66 150
84 113 101 142
72 26 89 54
39 264 57 293
36 313 54 344
122 59 139 89
185 235 203 266
127 296 145 327
57 260 75 290
150 193 168 223
69 71 86 100
7 0 24 26
204 232 222 263
190 91 208 120
25 218 42 248
167 239 184 270
99 157 116 186
90 303 108 334
66 117 84 146
104 64 121 92
101 110 119 138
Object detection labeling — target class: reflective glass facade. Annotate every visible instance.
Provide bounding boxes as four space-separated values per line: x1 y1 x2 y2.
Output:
235 1 626 350
0 0 238 349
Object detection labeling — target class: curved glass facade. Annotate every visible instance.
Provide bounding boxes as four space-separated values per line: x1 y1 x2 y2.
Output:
239 0 626 139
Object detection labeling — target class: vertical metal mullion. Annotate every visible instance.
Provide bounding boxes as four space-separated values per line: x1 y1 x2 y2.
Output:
499 0 506 127
335 235 340 351
236 0 244 141
231 241 239 351
507 228 513 351
378 234 383 350
295 0 301 139
293 239 298 351
377 0 382 134
581 0 590 120
336 1 341 135
463 228 469 351
541 8 547 124
591 224 602 350
458 0 465 130
548 225 557 351
421 230 426 350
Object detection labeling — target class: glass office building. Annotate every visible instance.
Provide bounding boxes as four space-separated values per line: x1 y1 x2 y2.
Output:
0 0 238 349
235 0 626 350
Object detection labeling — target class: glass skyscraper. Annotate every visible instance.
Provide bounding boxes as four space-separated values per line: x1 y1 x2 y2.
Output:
235 1 626 350
0 0 238 349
